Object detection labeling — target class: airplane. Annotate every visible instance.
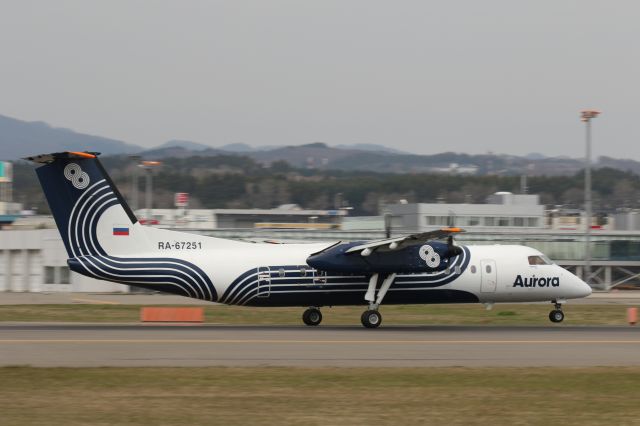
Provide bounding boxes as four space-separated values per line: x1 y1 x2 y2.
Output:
25 151 593 328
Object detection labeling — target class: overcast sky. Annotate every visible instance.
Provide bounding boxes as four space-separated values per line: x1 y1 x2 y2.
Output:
0 1 637 158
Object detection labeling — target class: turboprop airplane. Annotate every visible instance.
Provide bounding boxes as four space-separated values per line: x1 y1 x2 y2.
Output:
25 151 592 328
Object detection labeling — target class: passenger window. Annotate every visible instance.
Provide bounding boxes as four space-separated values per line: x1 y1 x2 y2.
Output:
278 268 286 277
470 265 477 274
300 267 307 277
485 265 492 273
528 256 550 265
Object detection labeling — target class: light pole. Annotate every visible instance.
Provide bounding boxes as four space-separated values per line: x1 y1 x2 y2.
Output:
580 109 601 287
141 160 161 224
129 155 141 211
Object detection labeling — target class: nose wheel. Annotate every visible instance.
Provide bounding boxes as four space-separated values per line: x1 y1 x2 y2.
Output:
302 307 322 326
548 301 565 323
549 310 565 323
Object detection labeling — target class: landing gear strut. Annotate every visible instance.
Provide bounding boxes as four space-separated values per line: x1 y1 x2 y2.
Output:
361 273 396 328
302 307 322 326
548 301 565 323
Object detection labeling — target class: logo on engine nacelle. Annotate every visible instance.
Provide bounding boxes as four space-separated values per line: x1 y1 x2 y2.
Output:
419 245 441 268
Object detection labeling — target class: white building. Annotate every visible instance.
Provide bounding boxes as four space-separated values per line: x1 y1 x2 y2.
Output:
0 229 128 293
386 192 545 232
608 210 640 231
0 201 23 227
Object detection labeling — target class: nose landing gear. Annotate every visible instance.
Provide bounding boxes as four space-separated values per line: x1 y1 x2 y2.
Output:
548 301 565 323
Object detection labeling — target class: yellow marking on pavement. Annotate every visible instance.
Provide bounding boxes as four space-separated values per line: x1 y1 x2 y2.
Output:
0 339 639 344
71 297 120 305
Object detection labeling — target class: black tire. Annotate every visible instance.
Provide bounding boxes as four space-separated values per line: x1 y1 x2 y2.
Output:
302 308 322 326
549 310 564 323
361 310 382 328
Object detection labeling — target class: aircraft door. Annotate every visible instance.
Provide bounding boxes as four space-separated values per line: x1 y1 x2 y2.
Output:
257 266 271 298
480 260 497 292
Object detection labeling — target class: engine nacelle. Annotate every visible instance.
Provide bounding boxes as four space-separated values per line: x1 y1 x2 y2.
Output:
306 240 464 274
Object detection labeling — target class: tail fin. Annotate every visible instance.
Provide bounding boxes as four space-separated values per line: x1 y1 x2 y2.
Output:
25 152 138 258
26 151 218 301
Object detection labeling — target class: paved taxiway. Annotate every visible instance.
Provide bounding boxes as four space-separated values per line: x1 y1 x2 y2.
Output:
0 324 638 367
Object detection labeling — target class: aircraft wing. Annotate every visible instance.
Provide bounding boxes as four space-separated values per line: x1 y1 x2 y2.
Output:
345 227 464 255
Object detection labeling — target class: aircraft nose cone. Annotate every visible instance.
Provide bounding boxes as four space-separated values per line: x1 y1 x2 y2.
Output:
575 277 592 298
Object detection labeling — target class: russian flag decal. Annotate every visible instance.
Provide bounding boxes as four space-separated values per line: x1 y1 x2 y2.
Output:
113 226 129 236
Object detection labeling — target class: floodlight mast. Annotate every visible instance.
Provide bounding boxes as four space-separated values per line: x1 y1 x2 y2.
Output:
580 109 601 289
140 160 162 225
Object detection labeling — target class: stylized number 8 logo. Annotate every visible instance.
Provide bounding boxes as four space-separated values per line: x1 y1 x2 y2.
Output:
64 163 90 189
419 245 441 268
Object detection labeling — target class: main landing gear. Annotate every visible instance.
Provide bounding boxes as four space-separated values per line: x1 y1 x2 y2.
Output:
360 273 396 328
299 272 395 328
361 310 382 328
302 307 322 326
548 301 565 323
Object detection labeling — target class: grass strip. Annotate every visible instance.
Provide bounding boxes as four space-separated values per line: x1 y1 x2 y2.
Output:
0 366 638 425
0 303 635 325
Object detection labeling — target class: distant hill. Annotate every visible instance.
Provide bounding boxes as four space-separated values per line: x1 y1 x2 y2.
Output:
155 140 211 151
240 143 585 175
218 143 258 152
597 156 640 176
0 114 143 160
146 140 582 175
141 146 226 158
335 143 409 155
5 114 640 177
150 141 410 155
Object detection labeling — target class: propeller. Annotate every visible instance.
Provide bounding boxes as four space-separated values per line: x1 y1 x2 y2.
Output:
445 234 463 258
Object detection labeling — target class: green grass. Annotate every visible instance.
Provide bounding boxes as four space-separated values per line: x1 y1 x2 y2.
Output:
0 303 635 325
0 366 639 425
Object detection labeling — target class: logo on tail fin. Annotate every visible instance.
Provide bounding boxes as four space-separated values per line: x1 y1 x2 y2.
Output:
64 163 90 189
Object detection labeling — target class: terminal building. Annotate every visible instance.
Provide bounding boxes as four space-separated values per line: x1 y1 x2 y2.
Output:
385 193 545 232
134 205 346 229
342 192 545 232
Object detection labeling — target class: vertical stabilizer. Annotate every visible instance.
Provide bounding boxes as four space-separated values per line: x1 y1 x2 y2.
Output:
25 151 217 301
25 152 137 258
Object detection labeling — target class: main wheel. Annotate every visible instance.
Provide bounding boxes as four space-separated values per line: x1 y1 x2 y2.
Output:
361 310 382 328
549 309 564 323
302 308 322 326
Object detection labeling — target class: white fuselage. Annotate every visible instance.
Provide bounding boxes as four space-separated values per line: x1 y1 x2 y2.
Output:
94 213 591 306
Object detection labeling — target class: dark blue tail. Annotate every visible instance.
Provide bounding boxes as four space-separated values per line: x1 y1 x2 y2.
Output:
25 152 137 257
26 151 217 301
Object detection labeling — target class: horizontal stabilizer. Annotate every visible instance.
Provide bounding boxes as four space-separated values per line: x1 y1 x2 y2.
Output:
23 151 99 164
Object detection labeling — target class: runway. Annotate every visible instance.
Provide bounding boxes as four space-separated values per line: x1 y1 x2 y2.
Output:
0 323 639 367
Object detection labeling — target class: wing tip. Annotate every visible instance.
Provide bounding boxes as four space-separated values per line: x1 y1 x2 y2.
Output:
441 227 464 233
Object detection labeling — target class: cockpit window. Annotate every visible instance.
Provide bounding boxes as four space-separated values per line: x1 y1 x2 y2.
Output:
528 255 552 265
